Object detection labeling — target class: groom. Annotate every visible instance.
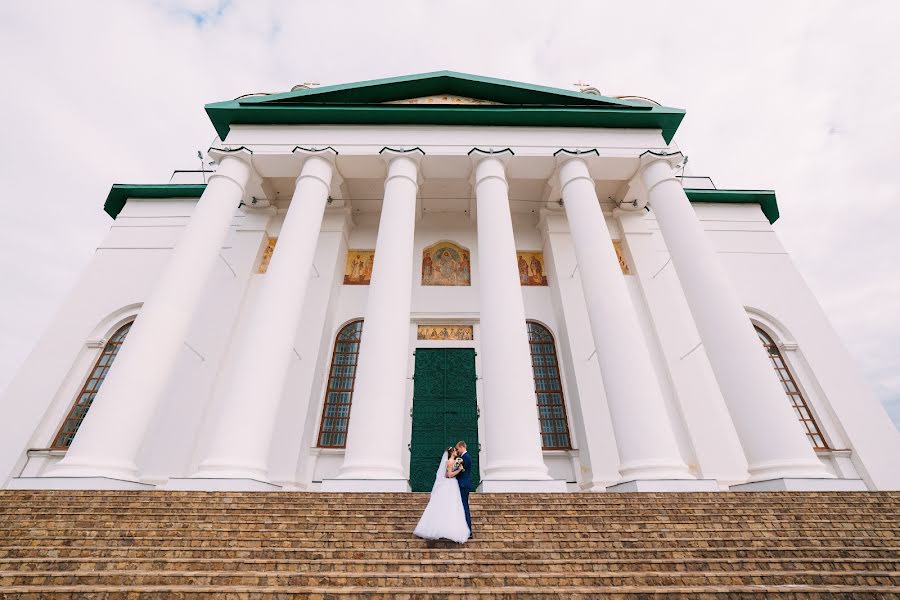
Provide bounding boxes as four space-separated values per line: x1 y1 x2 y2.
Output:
454 441 472 535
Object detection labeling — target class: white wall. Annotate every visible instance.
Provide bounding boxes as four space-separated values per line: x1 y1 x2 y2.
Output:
4 158 897 490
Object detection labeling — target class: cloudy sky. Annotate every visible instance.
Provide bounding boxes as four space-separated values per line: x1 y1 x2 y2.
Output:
1 1 897 428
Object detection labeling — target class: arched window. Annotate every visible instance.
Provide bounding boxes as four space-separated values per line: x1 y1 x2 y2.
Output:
527 321 572 449
51 321 133 449
754 326 828 450
318 319 363 448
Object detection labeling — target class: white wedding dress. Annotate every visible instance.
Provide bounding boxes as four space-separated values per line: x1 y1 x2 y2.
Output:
413 452 471 543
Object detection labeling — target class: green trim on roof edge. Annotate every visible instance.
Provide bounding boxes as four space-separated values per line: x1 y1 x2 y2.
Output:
206 71 686 143
104 184 207 220
684 189 779 224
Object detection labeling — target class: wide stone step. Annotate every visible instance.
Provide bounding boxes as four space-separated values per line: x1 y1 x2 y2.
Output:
4 535 895 552
0 522 900 544
2 510 893 523
2 568 899 587
3 556 898 574
0 584 897 599
5 544 899 561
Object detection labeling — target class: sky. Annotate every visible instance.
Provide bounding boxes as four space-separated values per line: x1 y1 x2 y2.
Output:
0 1 898 429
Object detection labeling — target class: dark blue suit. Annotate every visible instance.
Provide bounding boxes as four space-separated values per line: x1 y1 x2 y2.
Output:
456 452 472 533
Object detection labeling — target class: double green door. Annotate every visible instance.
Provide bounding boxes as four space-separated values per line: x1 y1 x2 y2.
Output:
409 348 480 492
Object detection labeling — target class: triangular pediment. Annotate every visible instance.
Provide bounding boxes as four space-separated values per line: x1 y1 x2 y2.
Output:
205 71 686 143
244 71 647 108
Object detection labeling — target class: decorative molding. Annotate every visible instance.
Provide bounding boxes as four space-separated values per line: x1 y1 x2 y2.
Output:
777 341 799 352
85 339 106 349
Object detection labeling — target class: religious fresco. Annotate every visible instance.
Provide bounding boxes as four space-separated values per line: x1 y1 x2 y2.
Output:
422 241 471 286
612 240 631 275
258 237 277 274
417 325 474 341
517 251 548 286
344 250 375 285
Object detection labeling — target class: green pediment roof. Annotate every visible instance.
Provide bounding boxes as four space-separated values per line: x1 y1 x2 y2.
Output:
205 71 686 143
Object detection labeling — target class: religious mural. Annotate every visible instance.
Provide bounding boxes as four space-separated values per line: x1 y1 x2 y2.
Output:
517 251 548 286
258 237 277 274
421 241 471 286
344 250 375 285
417 325 474 341
612 240 631 275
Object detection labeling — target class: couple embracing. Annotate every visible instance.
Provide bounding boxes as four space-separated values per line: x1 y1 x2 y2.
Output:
413 441 473 543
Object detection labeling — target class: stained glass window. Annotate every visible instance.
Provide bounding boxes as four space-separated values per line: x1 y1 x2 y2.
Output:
317 320 363 448
527 321 572 449
51 321 132 449
755 326 828 450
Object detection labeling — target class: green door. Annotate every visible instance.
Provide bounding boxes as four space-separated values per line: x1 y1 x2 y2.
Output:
409 348 480 492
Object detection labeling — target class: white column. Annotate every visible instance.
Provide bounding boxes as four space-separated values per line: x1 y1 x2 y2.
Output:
194 150 335 481
638 151 831 482
472 151 560 491
557 157 694 483
326 150 421 491
47 151 254 481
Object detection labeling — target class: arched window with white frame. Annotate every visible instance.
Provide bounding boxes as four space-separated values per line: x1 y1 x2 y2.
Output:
51 321 133 449
317 319 364 448
526 321 572 450
754 325 828 450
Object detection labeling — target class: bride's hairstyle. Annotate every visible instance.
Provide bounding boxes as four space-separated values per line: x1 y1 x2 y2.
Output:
445 446 456 457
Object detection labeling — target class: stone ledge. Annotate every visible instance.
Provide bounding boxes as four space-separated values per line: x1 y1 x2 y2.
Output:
730 478 868 492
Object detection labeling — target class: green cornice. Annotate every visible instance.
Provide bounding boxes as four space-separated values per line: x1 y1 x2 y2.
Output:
205 71 686 143
684 188 779 224
104 184 207 220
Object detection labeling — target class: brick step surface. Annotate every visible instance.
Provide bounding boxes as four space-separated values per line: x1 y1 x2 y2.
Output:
4 544 898 561
8 535 896 551
1 490 898 598
3 509 893 521
0 584 898 599
3 556 898 573
2 569 899 587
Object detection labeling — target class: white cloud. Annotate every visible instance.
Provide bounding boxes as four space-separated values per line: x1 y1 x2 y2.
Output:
1 0 897 429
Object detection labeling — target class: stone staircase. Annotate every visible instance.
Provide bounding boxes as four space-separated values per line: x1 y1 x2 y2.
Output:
0 490 898 598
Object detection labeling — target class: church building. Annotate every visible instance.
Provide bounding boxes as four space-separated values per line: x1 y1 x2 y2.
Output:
2 71 898 494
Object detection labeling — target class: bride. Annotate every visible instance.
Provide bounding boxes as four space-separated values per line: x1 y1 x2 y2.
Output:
413 446 471 543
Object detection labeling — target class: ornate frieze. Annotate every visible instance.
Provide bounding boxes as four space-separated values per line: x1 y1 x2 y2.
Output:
417 325 474 341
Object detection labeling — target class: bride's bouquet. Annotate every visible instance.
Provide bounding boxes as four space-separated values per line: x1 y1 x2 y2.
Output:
454 457 464 472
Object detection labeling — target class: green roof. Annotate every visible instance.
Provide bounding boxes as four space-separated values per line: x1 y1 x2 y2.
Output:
104 184 207 219
684 188 779 224
205 71 686 143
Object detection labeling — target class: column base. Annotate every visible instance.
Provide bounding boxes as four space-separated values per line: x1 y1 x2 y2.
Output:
6 476 155 491
730 478 868 492
320 479 410 492
606 479 721 493
478 479 569 493
164 478 283 492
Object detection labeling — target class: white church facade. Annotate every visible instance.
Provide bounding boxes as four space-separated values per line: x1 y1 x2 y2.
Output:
2 71 898 493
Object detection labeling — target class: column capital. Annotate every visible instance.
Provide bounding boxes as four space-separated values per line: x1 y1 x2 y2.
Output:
468 148 513 188
207 146 256 192
380 147 424 187
636 150 685 187
292 146 339 193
